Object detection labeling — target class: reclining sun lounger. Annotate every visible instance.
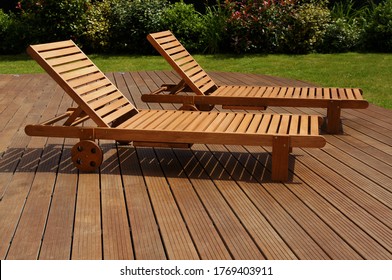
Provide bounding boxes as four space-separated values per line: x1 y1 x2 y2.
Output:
143 30 369 134
25 40 326 181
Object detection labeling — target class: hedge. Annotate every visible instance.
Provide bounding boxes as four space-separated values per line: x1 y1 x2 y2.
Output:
0 0 391 54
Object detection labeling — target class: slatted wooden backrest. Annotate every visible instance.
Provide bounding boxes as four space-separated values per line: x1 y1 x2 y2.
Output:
148 30 218 96
27 40 138 127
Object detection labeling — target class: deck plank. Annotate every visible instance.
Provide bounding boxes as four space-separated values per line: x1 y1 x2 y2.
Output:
1 71 392 260
0 139 45 259
4 136 61 260
72 172 102 260
100 140 134 260
38 140 78 260
191 144 298 260
155 148 232 260
229 145 363 259
202 144 331 260
137 147 200 260
118 146 166 260
173 148 266 260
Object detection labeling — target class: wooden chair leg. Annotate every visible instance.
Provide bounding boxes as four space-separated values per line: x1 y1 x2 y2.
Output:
64 107 85 126
326 101 342 134
168 79 187 94
271 136 290 181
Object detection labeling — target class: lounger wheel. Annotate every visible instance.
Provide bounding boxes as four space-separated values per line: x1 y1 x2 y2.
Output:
71 140 103 172
196 104 214 111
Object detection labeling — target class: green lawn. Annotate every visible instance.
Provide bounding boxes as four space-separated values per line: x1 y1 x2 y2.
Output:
1 52 391 109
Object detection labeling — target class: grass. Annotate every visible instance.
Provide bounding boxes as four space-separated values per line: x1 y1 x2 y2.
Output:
1 52 391 109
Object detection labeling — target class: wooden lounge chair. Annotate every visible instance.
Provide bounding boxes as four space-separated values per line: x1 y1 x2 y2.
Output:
143 30 369 134
25 40 326 181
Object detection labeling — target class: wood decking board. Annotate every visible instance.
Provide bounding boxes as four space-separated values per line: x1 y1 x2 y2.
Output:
39 139 78 260
173 148 266 260
117 146 166 260
72 172 102 260
298 146 392 228
136 147 200 260
154 148 232 260
334 134 392 168
201 144 329 258
0 75 70 258
1 71 391 260
191 144 299 260
0 143 44 259
0 75 47 148
290 149 392 256
6 140 63 260
331 135 392 175
127 72 157 110
100 140 134 260
4 77 72 260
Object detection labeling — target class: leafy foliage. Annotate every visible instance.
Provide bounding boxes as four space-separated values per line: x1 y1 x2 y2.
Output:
365 0 392 52
161 1 205 52
109 0 168 53
17 0 89 43
225 1 294 53
224 1 330 54
321 18 364 52
283 3 331 53
201 1 229 53
0 9 26 54
0 0 391 54
82 0 112 52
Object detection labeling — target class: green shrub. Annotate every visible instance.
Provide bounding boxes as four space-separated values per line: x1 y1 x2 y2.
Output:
0 10 26 54
18 0 89 43
201 2 229 54
0 10 11 40
365 0 392 52
82 0 112 52
224 1 330 54
321 18 364 52
225 1 295 53
109 0 168 53
0 10 10 30
318 0 371 53
283 3 331 54
162 1 205 52
0 10 12 53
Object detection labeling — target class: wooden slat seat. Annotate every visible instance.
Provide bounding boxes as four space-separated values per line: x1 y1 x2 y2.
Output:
25 40 326 181
143 30 369 134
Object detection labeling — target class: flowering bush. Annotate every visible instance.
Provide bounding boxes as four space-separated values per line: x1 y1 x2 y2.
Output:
225 0 331 53
0 0 390 54
225 0 296 53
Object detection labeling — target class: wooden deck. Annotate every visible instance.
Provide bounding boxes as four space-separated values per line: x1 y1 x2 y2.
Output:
1 70 392 260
